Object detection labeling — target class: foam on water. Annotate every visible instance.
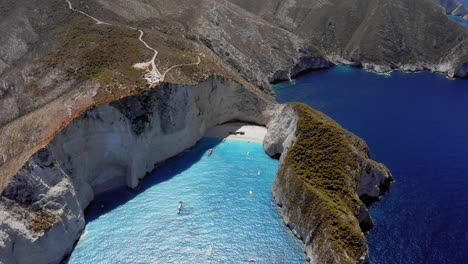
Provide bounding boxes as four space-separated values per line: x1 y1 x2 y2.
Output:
67 138 305 264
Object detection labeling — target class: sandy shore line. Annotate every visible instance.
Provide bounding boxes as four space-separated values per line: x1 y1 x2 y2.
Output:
205 122 267 142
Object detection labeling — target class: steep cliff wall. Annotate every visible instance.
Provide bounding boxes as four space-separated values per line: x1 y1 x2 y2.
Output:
228 0 468 78
264 103 392 264
0 76 274 264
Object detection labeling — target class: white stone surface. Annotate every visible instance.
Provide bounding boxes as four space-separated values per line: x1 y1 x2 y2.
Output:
263 105 298 157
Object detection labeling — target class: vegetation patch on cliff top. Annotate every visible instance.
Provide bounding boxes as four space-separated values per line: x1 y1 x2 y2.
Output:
34 14 258 102
282 103 375 263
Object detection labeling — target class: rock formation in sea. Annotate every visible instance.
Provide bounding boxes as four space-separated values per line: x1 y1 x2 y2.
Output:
264 104 392 264
0 0 464 263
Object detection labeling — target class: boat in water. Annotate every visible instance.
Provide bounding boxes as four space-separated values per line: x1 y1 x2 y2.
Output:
176 201 183 214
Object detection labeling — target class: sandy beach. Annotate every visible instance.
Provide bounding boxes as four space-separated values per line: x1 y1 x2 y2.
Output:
205 122 267 142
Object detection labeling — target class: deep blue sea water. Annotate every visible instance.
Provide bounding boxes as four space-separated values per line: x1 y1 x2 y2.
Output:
275 66 468 263
67 138 305 264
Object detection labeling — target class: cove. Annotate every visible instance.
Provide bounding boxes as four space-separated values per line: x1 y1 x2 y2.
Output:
275 66 468 263
66 137 305 263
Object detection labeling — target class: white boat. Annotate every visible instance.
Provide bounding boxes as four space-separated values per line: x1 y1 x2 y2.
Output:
207 149 213 156
177 201 183 214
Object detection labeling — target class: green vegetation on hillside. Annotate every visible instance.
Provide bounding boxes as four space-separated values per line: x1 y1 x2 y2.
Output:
41 16 147 92
280 103 373 263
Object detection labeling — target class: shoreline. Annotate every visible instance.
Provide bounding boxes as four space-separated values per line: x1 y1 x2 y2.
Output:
205 122 267 142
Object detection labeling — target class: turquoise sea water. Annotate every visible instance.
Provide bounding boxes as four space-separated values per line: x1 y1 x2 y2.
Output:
67 138 305 263
275 66 468 263
448 15 468 26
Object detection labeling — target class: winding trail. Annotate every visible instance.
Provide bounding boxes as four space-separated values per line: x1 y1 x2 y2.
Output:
64 0 201 86
65 0 110 25
161 56 201 81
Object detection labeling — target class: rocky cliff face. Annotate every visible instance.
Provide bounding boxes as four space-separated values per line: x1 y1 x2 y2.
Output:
0 76 275 264
228 0 468 77
0 0 454 263
264 103 392 264
0 0 466 192
0 85 392 264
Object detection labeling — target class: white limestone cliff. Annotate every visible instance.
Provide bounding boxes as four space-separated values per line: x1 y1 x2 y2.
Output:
0 76 276 264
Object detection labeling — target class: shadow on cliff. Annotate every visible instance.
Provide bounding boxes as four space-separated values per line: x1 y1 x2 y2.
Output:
84 137 224 223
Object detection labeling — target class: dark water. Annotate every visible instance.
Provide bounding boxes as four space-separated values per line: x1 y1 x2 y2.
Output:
274 66 468 264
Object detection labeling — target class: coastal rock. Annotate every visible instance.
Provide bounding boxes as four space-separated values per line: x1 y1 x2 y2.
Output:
263 105 298 157
290 57 335 78
265 103 393 264
269 57 335 83
357 162 393 205
0 148 87 264
229 0 468 79
0 76 273 263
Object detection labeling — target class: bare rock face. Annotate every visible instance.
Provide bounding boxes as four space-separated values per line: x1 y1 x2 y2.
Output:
0 148 88 264
263 105 298 157
228 0 468 77
0 76 274 263
264 104 393 264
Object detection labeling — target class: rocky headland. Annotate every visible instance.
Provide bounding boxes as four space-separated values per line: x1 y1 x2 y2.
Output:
0 0 464 263
264 104 392 263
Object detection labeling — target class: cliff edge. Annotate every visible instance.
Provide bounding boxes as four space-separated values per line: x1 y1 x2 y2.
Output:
0 76 274 264
265 103 392 264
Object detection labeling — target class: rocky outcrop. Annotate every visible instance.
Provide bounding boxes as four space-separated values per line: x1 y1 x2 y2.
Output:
264 103 392 264
0 76 275 264
269 57 335 83
0 149 87 264
263 105 298 156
